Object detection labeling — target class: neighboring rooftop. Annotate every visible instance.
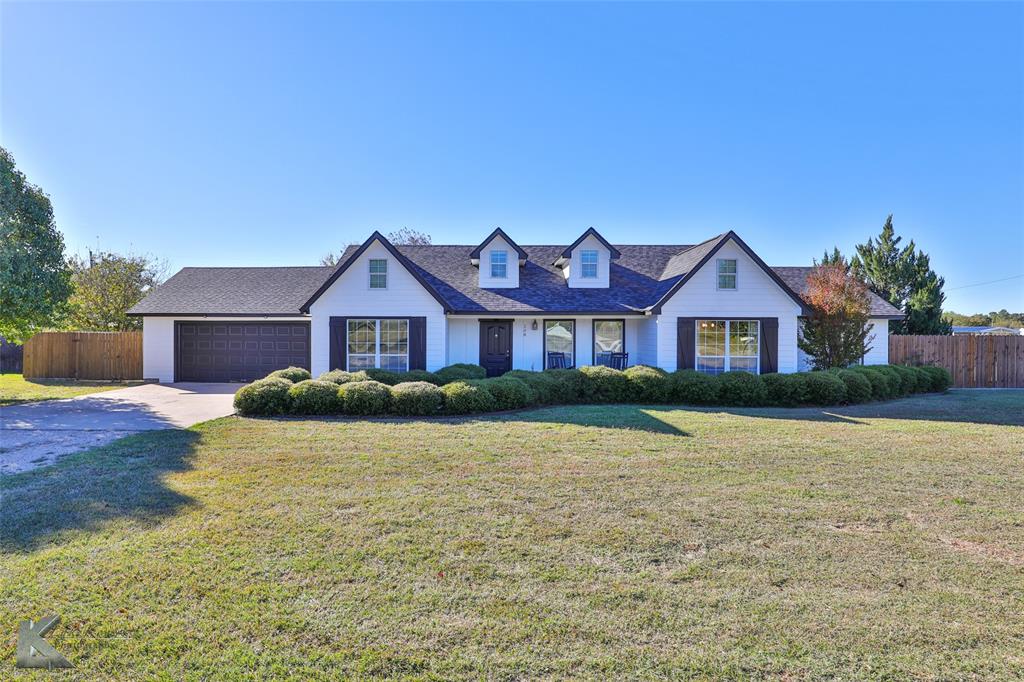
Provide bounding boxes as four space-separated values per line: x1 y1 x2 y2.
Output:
952 326 1024 335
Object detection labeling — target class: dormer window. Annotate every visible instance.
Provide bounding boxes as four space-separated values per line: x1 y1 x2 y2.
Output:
581 250 599 278
490 250 508 279
717 259 737 290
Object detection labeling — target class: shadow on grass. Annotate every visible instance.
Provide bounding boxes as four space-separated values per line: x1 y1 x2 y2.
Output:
0 429 200 553
493 405 692 435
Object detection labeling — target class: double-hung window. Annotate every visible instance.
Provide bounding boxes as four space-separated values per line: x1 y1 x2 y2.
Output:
580 250 599 278
489 250 508 279
544 320 574 368
717 259 737 290
696 319 759 374
347 319 409 371
593 320 624 361
369 259 388 289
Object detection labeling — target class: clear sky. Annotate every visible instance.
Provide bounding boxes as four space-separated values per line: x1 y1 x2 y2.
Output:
2 1 1022 312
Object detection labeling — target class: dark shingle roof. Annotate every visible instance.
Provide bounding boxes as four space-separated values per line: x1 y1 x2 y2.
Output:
127 266 332 316
773 267 903 317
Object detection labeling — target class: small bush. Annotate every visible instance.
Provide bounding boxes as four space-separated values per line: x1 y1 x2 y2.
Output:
477 377 535 410
849 366 896 400
434 364 487 384
542 368 589 403
762 373 808 407
504 370 562 405
340 380 391 415
579 365 630 403
267 366 311 383
623 365 670 403
803 371 848 405
917 365 952 392
890 365 919 395
363 368 407 386
390 381 444 416
442 380 497 414
234 377 293 416
836 370 873 404
405 369 442 385
669 369 721 405
288 379 342 415
874 365 907 396
318 369 370 385
717 371 768 407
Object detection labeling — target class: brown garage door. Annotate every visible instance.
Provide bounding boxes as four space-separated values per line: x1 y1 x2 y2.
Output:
176 322 310 382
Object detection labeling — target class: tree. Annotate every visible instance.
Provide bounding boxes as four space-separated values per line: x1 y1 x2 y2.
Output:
386 228 432 245
797 257 874 369
0 147 73 342
67 251 166 331
852 215 951 334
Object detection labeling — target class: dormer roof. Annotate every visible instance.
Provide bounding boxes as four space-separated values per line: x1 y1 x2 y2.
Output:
469 227 529 263
557 227 622 264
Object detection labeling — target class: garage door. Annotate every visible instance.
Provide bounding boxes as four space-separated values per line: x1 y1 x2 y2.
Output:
176 322 310 382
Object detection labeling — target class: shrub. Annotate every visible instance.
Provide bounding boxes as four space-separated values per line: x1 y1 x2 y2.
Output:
318 369 370 385
405 369 442 386
267 366 311 383
390 381 444 416
579 365 630 403
542 368 589 403
339 380 391 415
288 379 342 415
873 365 907 396
477 377 535 410
669 369 720 405
623 365 670 403
803 371 848 405
717 371 768 407
233 377 293 416
363 368 406 386
890 365 920 395
850 366 894 400
442 380 497 414
836 369 873 404
434 363 487 384
504 370 562 405
917 365 952 392
762 372 808 407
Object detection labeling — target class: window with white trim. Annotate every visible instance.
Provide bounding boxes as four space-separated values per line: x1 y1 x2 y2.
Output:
717 259 737 290
696 319 758 374
369 259 388 289
544 320 574 368
347 318 408 371
490 250 508 278
580 249 599 278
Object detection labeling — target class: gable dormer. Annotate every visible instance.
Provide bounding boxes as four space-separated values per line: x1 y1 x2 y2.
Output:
470 227 528 289
553 227 620 288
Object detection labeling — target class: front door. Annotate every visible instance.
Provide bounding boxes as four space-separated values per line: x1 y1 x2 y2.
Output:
479 320 512 377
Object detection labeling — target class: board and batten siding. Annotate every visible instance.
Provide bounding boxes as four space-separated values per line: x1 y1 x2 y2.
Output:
142 316 302 382
308 241 446 375
654 239 803 373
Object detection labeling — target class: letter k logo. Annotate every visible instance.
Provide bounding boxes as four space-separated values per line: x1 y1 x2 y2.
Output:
16 614 73 669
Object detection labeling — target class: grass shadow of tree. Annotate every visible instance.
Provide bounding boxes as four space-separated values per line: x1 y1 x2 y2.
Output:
1 429 200 553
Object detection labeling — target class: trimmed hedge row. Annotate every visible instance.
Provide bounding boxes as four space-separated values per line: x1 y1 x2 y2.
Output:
233 363 953 417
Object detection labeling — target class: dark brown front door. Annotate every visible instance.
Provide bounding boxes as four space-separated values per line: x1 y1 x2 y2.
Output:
479 321 512 377
176 322 310 382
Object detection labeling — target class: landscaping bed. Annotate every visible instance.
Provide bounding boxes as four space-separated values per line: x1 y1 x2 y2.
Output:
233 363 953 417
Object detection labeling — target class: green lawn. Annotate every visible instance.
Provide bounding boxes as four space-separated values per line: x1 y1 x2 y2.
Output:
2 391 1022 680
0 373 140 406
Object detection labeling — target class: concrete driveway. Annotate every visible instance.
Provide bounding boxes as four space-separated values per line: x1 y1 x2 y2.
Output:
0 383 238 474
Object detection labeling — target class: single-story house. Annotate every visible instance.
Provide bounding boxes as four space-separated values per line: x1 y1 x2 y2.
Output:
127 228 903 382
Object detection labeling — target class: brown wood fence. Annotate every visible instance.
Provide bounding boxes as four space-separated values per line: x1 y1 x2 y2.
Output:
23 331 143 380
889 335 1024 388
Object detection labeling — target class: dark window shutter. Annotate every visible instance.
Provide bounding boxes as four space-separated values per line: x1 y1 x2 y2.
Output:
329 317 347 371
759 317 778 374
677 318 696 370
409 317 427 370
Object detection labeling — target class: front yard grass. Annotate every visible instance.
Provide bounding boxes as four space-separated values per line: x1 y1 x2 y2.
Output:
1 390 1022 679
0 373 140 406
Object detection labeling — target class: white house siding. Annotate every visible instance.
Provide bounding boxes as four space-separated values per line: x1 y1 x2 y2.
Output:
477 234 520 289
446 316 642 370
797 316 891 370
634 316 658 366
141 315 302 383
565 234 611 288
654 239 803 373
308 241 446 375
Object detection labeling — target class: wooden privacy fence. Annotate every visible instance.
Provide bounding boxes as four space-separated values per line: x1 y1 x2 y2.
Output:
0 336 23 373
889 335 1024 388
24 331 143 380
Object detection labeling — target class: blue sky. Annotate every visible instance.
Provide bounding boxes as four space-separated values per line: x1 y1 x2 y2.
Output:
3 1 1022 312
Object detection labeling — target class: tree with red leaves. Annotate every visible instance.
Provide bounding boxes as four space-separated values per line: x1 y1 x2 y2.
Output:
797 257 874 370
